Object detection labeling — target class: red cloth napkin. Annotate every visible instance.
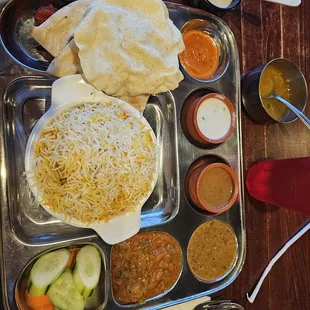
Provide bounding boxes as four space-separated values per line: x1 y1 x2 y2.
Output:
246 157 310 216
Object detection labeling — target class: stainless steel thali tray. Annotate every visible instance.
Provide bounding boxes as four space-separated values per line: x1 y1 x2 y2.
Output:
0 2 245 309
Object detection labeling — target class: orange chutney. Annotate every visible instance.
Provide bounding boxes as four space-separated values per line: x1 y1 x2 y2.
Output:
179 30 219 79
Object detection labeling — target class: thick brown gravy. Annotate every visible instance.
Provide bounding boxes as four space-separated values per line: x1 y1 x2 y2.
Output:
111 231 182 304
187 220 237 282
198 167 234 208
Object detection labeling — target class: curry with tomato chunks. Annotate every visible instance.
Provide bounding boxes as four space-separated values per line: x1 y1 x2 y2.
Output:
111 231 183 304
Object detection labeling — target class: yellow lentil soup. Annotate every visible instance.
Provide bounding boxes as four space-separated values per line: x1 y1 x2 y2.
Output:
259 65 291 121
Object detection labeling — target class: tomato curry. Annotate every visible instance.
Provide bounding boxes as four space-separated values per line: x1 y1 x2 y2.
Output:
179 30 219 79
111 231 182 304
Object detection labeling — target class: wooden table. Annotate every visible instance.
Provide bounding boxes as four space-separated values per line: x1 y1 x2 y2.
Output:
173 0 310 309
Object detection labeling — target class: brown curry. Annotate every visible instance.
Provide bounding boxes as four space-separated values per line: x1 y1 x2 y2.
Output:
111 231 182 304
198 166 234 208
187 220 237 282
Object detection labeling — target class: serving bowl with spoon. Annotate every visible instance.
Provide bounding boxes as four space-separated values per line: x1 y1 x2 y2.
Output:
264 93 310 129
242 58 308 125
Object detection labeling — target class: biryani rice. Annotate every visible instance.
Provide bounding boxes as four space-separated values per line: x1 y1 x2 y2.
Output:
28 100 157 223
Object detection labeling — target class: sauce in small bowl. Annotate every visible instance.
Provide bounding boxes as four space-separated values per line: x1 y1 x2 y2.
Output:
179 19 230 83
187 220 238 283
185 93 236 146
188 162 238 214
179 29 219 79
188 0 240 14
208 0 234 8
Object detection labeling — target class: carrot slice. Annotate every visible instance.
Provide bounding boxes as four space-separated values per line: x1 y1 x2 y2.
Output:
39 306 53 310
25 290 53 310
67 248 80 269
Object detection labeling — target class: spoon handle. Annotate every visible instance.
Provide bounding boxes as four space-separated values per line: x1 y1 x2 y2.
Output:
274 95 310 130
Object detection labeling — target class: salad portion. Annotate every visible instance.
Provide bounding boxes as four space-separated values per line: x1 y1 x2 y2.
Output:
17 245 104 310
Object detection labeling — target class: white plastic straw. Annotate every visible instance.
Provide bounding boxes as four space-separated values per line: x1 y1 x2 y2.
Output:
247 221 310 303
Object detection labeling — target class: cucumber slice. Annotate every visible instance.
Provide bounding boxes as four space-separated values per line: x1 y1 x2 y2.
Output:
85 286 100 308
28 282 47 297
47 269 85 310
28 249 70 297
72 245 101 298
82 287 94 299
72 266 84 294
73 268 94 298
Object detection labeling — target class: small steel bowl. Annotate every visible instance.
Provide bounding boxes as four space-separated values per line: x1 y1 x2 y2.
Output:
242 58 308 124
0 0 64 72
188 0 241 14
15 242 108 310
179 19 230 83
187 220 239 284
110 231 183 308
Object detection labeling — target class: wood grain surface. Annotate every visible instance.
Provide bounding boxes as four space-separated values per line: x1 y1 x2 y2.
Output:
173 0 310 309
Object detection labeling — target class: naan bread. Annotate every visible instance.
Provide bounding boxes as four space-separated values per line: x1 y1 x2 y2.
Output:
48 40 148 110
31 0 91 57
74 0 184 97
117 94 150 112
47 40 82 77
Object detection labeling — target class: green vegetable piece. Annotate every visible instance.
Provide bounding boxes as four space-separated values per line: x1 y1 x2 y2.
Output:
28 249 70 297
72 245 101 299
47 269 85 310
139 240 151 249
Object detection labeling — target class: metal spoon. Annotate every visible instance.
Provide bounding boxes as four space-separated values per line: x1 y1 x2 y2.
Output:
194 301 244 310
265 93 310 129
